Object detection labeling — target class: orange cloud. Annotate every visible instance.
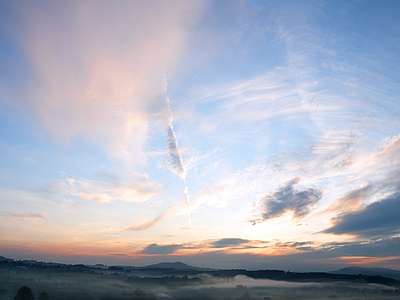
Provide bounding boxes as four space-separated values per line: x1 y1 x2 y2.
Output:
123 213 167 232
121 201 189 231
335 256 400 266
325 184 372 214
0 238 142 259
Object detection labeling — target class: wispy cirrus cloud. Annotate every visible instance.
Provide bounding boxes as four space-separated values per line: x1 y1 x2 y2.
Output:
121 200 188 232
190 69 336 136
123 211 168 232
4 212 46 219
313 133 358 169
373 134 400 165
66 176 162 204
191 130 399 230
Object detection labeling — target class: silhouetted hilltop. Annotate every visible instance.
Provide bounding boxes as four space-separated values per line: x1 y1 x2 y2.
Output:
0 256 14 262
142 261 206 270
331 266 400 280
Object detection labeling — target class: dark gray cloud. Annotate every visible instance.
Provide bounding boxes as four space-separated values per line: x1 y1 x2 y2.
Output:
139 243 182 255
287 236 400 264
251 178 322 224
324 193 400 237
295 246 315 252
324 237 400 258
291 241 314 247
272 241 314 249
211 238 250 248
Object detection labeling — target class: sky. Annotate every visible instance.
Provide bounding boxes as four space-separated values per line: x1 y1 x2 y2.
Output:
1 0 400 272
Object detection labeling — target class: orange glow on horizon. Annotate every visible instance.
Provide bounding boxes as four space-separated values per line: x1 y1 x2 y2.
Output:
337 256 400 265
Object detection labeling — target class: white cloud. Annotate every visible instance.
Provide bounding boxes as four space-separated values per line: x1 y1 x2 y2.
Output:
66 176 161 204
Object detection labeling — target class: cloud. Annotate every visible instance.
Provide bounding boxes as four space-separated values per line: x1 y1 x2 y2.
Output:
250 177 323 224
109 253 131 257
2 0 204 168
163 77 187 180
190 70 322 135
166 122 187 179
192 132 359 214
123 212 167 232
323 193 400 237
326 184 372 214
195 182 235 208
122 201 188 231
271 241 315 250
67 176 161 203
374 134 400 164
183 186 192 227
5 212 46 219
281 237 400 269
322 237 400 258
211 238 250 248
313 133 358 169
290 241 314 248
139 243 182 255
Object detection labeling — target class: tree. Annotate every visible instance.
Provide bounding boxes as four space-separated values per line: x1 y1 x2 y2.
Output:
14 286 35 300
133 288 146 300
39 292 50 300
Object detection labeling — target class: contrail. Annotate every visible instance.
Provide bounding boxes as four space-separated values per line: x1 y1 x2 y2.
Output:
165 121 186 180
165 116 191 227
163 76 190 226
163 75 186 180
183 186 192 227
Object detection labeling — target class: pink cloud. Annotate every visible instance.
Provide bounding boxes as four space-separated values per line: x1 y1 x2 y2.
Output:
7 0 204 167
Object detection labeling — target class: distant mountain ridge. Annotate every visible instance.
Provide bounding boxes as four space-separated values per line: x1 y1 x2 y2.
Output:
0 256 205 270
331 266 400 280
142 261 208 270
0 256 14 262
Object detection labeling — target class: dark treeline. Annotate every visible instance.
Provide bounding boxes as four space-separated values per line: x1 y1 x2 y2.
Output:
127 275 202 286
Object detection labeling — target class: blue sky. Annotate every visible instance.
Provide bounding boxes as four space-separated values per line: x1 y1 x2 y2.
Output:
1 0 400 271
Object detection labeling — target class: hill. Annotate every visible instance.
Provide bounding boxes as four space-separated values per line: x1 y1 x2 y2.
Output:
331 266 400 280
142 261 206 270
